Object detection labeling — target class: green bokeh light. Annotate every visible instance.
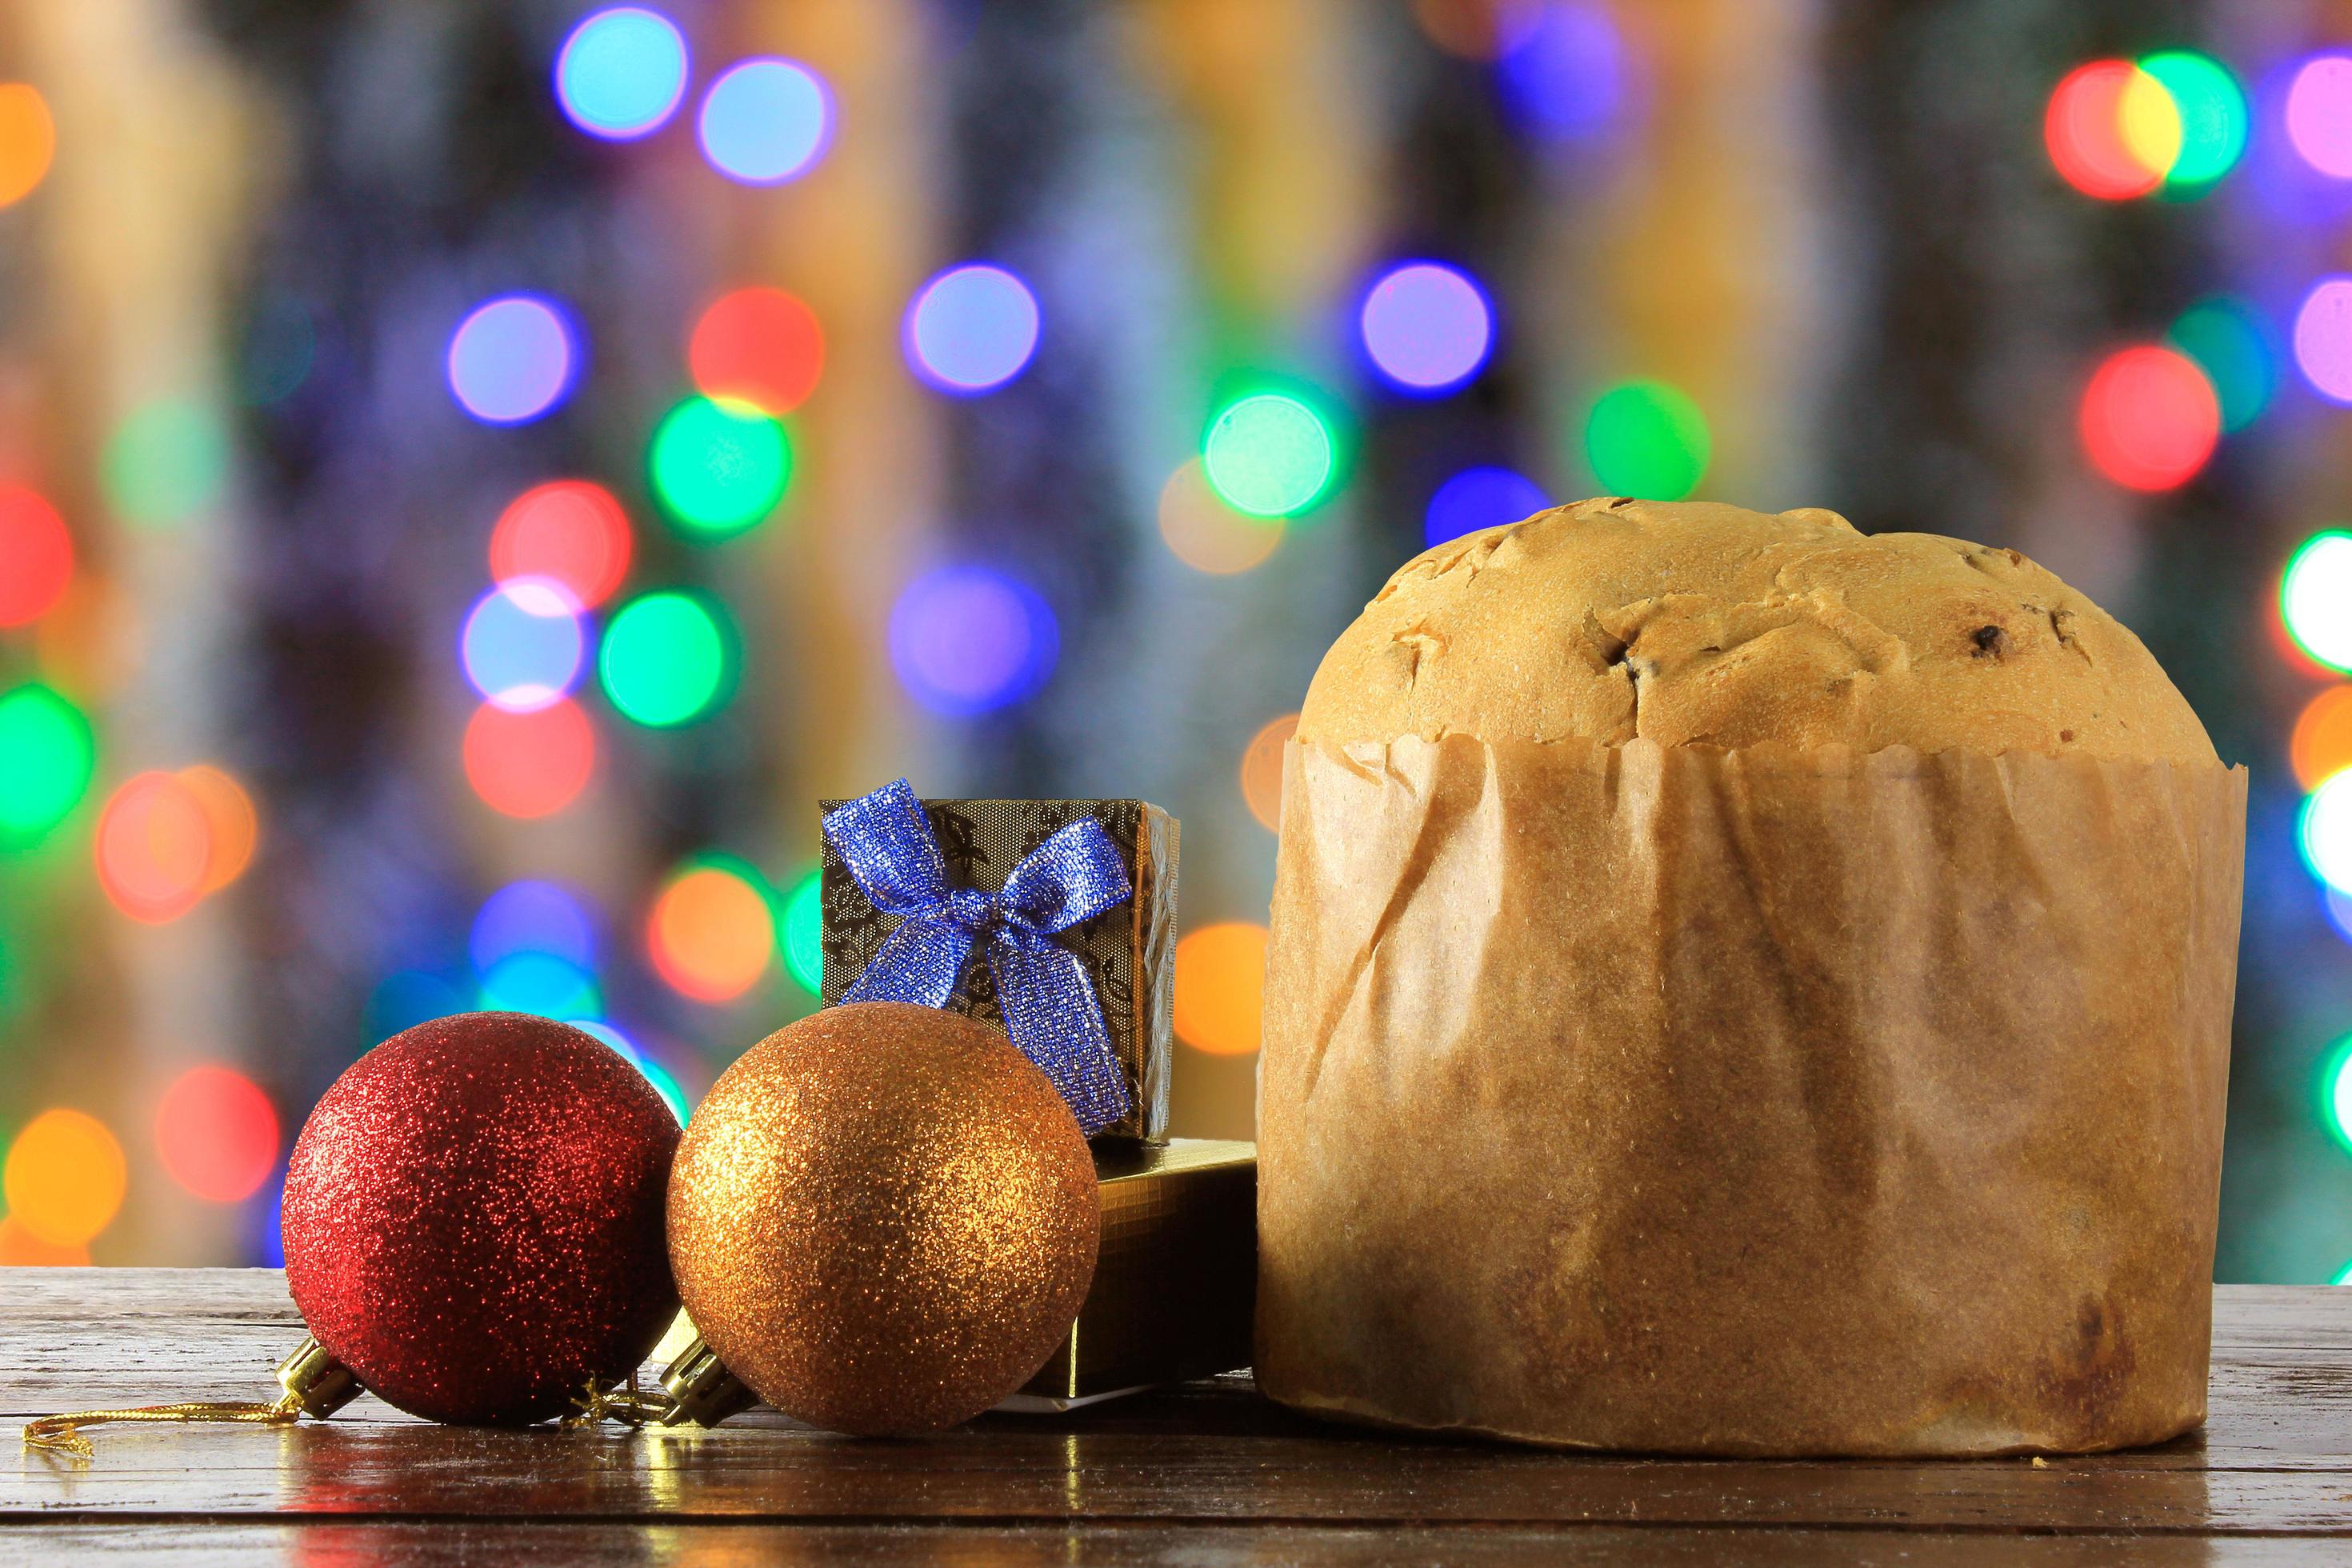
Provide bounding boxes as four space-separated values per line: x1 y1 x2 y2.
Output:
2322 1035 2352 1159
2140 51 2246 194
102 398 229 528
1202 392 1336 518
1584 380 1710 501
781 869 822 994
2166 297 2274 433
598 590 734 727
649 396 790 538
0 685 95 843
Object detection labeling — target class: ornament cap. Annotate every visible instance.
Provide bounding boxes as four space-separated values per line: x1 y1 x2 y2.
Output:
274 1335 362 1419
655 1336 758 1427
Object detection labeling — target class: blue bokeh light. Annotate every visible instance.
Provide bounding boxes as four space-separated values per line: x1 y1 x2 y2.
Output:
698 59 833 185
470 880 598 977
1361 262 1495 393
478 950 602 1020
903 265 1041 394
365 969 469 1042
460 578 586 712
1426 466 1550 546
446 295 578 424
554 8 690 141
888 565 1058 716
1497 3 1628 142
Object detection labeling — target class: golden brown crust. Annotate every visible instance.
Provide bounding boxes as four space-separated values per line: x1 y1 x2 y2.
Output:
1298 498 2218 765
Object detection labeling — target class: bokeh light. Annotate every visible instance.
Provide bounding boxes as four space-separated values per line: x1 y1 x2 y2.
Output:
2077 346 2218 491
598 590 734 727
1414 0 1541 60
780 869 822 994
1360 262 1494 393
2301 771 2352 894
698 59 833 185
554 7 689 141
0 486 72 626
1240 714 1298 833
648 859 776 1002
1173 922 1270 1057
155 1066 279 1203
2288 55 2352 180
2294 687 2352 792
366 969 471 1042
4 1108 126 1246
1495 3 1627 143
2139 51 2246 193
478 950 601 1020
2285 534 2352 673
2167 298 2276 433
471 879 597 976
0 684 95 842
102 398 228 528
1202 393 1337 518
1426 466 1549 546
690 287 826 415
904 265 1042 394
463 698 595 818
178 764 258 894
2295 278 2352 403
0 1216 87 1266
97 772 213 924
1584 380 1709 500
446 295 577 425
888 566 1058 717
648 396 790 538
1158 458 1282 574
489 481 633 609
2045 60 2169 200
0 83 55 208
573 1020 689 1123
2322 1035 2352 1157
461 578 586 712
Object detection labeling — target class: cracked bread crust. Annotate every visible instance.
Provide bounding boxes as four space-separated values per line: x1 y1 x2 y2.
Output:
1298 498 2218 765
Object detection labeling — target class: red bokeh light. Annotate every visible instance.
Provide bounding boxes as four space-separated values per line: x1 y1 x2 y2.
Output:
95 772 214 923
155 1065 280 1202
2046 60 2163 201
2078 346 2219 491
0 486 73 627
463 698 594 818
689 287 825 415
488 481 633 610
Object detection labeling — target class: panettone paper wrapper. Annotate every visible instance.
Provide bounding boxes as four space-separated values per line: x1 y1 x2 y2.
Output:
1255 734 2246 1457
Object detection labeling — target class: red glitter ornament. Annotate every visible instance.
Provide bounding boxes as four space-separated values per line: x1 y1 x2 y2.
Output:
281 1012 680 1426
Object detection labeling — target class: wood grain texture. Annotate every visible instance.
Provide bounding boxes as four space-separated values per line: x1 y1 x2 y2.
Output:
4 1271 2351 1562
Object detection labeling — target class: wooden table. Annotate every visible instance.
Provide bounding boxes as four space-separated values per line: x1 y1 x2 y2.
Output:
5 1271 2352 1562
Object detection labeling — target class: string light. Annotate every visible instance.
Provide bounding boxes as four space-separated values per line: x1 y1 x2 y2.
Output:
1158 458 1282 574
2284 534 2352 673
4 1109 126 1247
888 566 1058 717
698 59 833 185
598 590 734 726
2046 60 2170 199
1426 466 1548 546
1360 262 1495 393
1173 923 1270 1056
2288 55 2352 179
470 880 598 976
489 481 633 608
478 950 601 1020
1494 4 1628 143
0 486 71 626
0 684 94 843
2322 1035 2352 1155
2294 687 2352 791
155 1066 280 1203
446 295 578 425
905 265 1042 394
463 698 596 818
461 578 586 712
2295 278 2352 403
1584 380 1708 500
690 288 825 415
96 772 213 924
178 764 258 894
1202 392 1338 518
780 869 822 994
2301 771 2352 894
647 859 776 1002
2077 346 2218 491
0 1217 86 1266
554 7 689 141
0 83 54 208
2166 297 2275 431
2139 51 2246 194
648 396 790 538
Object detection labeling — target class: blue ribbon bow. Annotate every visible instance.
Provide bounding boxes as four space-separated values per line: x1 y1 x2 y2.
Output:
822 779 1133 1134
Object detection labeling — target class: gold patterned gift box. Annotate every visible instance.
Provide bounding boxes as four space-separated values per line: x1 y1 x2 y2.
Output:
819 796 1178 1144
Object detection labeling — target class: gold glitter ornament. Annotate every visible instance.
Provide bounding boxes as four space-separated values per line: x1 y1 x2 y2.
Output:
667 1001 1101 1435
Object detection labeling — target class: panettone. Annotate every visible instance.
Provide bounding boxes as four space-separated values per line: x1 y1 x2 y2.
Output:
1255 497 2246 1458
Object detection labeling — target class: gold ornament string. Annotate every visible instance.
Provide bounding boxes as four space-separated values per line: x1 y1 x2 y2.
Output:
562 1373 674 1429
22 1391 304 1460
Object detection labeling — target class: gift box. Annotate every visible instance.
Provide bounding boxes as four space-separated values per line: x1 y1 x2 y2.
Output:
1005 1138 1258 1409
820 794 1178 1143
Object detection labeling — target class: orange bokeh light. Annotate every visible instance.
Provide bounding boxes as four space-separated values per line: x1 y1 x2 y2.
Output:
690 287 826 415
1240 714 1298 832
2294 686 2352 790
488 480 634 609
1412 0 1541 60
1173 922 1270 1056
156 1065 281 1203
0 1215 88 1266
2046 60 2166 201
463 698 594 818
2078 346 2219 492
0 486 72 626
0 84 55 209
4 1107 126 1247
96 771 213 923
1159 458 1283 574
647 862 776 1002
178 764 258 893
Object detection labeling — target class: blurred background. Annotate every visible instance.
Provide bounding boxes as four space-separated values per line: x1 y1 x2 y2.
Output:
0 0 2345 1278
